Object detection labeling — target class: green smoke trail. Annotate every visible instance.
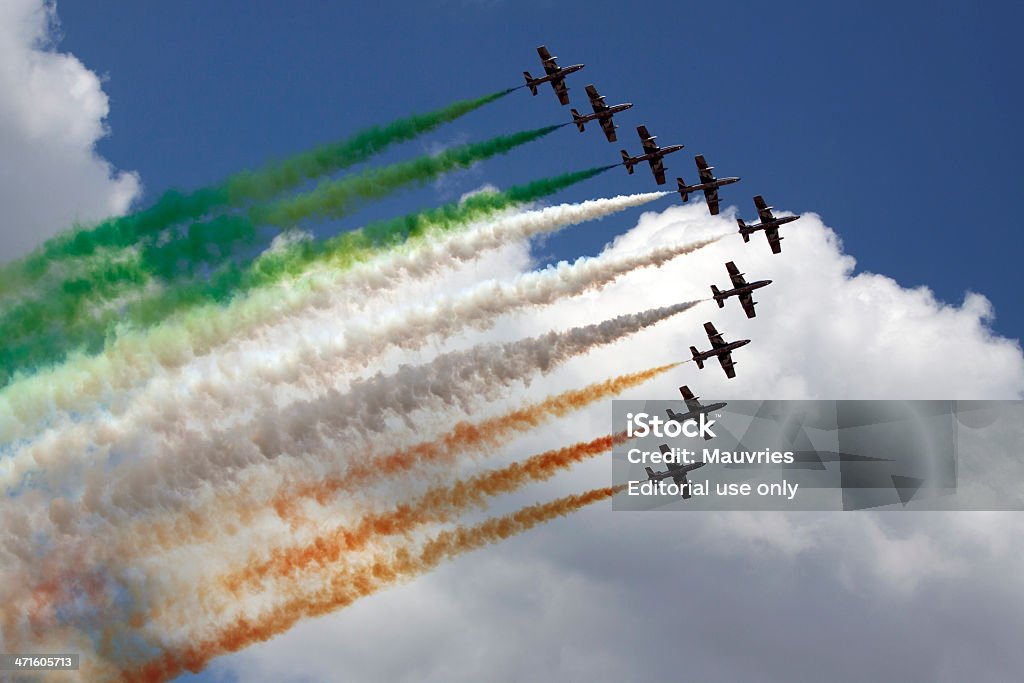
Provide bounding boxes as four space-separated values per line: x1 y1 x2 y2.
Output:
141 123 567 279
128 164 611 326
253 124 566 227
0 89 514 294
0 123 560 378
0 165 609 388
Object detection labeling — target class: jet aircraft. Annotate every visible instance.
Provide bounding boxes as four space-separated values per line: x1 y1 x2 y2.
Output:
523 45 584 106
711 261 772 318
644 444 706 498
666 385 727 440
737 195 800 254
620 125 684 185
676 155 741 215
690 322 751 379
570 85 632 142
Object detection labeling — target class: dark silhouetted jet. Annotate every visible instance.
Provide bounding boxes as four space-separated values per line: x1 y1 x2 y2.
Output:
570 85 632 142
644 444 706 498
523 45 584 106
737 195 800 254
620 125 684 185
690 322 750 379
666 386 727 440
676 155 741 215
711 261 772 318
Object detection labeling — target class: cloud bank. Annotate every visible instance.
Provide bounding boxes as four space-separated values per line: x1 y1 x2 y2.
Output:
208 202 1024 683
0 0 139 260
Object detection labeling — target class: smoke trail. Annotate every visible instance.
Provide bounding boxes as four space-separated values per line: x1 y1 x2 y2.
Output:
101 305 694 518
0 190 664 444
108 365 676 560
0 126 569 386
119 487 615 683
224 89 514 204
12 302 693 529
227 433 626 592
0 373 664 671
0 89 513 291
252 124 566 226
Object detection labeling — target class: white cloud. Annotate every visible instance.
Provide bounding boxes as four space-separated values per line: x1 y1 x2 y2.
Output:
0 0 140 260
210 202 1024 681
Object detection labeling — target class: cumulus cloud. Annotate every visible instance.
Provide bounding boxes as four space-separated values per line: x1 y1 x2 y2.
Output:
0 0 140 260
211 201 1024 682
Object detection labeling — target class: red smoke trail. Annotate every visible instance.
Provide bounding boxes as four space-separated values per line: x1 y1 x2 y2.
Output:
226 432 628 592
119 487 617 682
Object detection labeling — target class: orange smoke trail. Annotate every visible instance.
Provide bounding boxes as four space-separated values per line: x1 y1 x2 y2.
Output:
225 431 628 593
119 487 615 683
274 362 677 516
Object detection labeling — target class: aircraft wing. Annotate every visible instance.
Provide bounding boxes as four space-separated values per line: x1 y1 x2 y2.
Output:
660 444 683 471
717 351 737 379
675 473 692 498
754 195 775 222
679 386 702 412
537 45 559 74
637 126 660 153
599 116 617 142
696 155 716 183
586 85 607 113
649 157 667 185
765 225 782 254
550 78 570 105
739 292 757 318
704 322 726 348
703 186 721 215
726 261 747 288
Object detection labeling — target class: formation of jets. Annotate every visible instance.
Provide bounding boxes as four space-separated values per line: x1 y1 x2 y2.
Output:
521 45 800 248
521 45 805 497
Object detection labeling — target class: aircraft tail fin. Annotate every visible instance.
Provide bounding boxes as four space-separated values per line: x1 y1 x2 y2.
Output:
711 284 724 306
621 150 634 173
523 72 538 95
645 466 656 480
676 178 689 202
570 108 586 132
690 346 704 369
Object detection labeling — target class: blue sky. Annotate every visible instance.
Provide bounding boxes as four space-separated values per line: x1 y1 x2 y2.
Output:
56 0 1024 344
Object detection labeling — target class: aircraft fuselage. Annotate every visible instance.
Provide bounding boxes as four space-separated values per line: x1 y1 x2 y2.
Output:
694 339 751 361
667 403 727 423
714 280 772 302
682 176 741 193
739 215 799 236
632 145 684 164
646 461 706 483
577 102 633 122
531 64 584 85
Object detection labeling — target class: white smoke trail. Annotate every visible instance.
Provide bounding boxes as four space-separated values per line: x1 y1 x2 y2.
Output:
0 192 668 445
9 301 696 537
1 231 711 511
